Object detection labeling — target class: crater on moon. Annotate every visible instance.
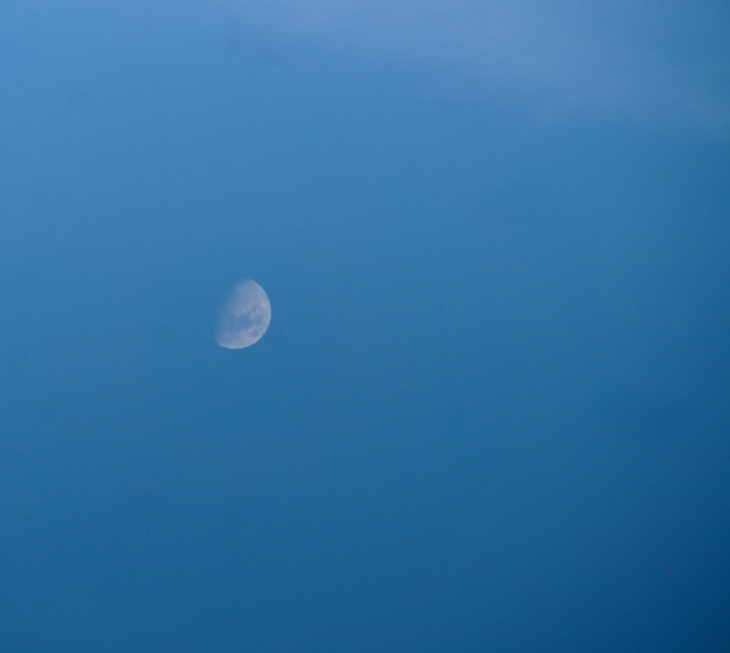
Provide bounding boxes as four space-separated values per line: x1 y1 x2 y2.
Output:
215 279 271 349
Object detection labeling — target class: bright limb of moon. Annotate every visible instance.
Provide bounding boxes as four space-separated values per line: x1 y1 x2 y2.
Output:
215 280 271 349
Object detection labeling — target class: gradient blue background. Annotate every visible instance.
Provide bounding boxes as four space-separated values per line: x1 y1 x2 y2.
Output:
1 2 729 651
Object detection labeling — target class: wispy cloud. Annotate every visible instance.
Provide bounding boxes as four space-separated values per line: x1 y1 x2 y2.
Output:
221 0 730 133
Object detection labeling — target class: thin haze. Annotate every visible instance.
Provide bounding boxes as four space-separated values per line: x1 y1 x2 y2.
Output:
219 0 730 131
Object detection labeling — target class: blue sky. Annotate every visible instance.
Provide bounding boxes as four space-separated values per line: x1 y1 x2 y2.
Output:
0 1 729 651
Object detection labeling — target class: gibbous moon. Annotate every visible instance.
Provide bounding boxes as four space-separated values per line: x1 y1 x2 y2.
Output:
215 280 271 349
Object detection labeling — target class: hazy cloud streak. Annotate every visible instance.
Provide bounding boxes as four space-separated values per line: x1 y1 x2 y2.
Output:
222 0 730 132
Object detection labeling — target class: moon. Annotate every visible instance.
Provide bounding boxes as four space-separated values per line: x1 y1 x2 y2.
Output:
215 280 271 349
